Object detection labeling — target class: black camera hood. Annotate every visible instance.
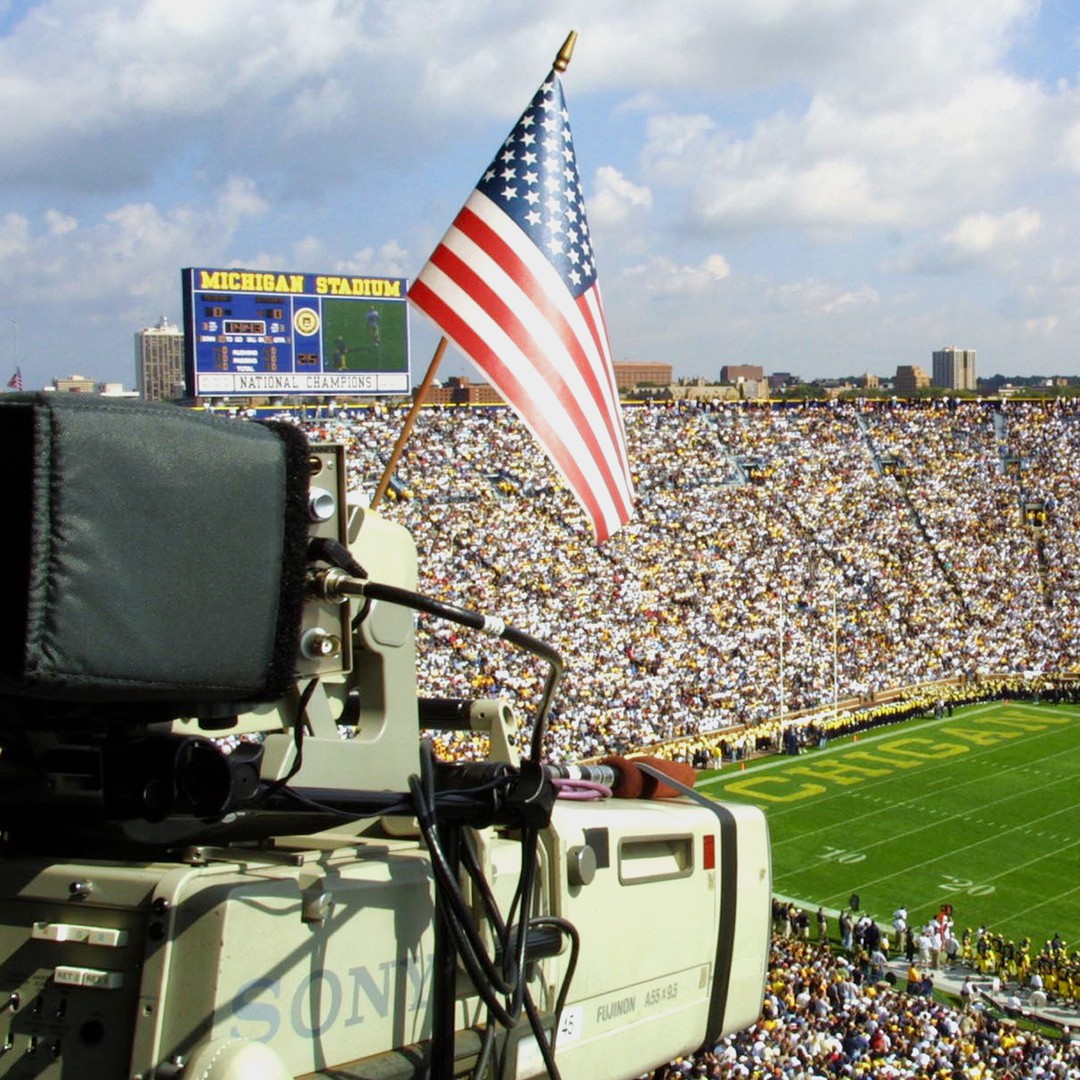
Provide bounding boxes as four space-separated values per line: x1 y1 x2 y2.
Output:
0 394 311 712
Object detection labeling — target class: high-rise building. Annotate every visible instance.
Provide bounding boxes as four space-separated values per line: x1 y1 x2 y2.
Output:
931 346 976 391
136 316 186 401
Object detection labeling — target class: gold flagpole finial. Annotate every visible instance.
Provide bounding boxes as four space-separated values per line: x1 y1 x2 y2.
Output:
553 30 577 73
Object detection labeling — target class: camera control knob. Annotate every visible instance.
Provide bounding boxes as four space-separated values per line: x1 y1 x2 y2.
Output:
566 844 596 888
308 487 336 522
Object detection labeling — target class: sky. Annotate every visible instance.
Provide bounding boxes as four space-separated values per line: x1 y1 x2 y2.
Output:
3 0 1080 390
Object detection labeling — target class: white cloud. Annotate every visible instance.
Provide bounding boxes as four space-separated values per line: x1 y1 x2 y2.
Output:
888 207 1042 274
0 213 29 259
945 208 1041 257
641 114 718 185
763 278 879 317
44 209 77 235
215 177 271 223
0 0 391 193
337 241 411 278
588 166 653 227
1023 315 1059 336
644 71 1054 237
291 235 329 268
620 253 732 298
0 177 270 302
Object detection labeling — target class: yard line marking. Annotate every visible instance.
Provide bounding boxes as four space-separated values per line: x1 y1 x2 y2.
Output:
1003 881 1080 927
806 824 1080 910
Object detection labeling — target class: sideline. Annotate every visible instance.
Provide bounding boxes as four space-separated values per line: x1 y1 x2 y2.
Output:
695 702 1074 787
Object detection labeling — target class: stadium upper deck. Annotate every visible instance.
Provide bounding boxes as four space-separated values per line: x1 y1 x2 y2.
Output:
289 398 1080 762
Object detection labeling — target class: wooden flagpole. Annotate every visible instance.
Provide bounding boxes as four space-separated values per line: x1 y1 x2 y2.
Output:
371 30 578 512
371 335 449 509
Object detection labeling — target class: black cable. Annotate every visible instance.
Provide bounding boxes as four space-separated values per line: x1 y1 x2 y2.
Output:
413 749 518 997
522 987 563 1080
459 837 579 1080
512 917 580 1080
408 774 514 1028
459 829 526 1019
527 916 580 1052
459 833 532 1080
265 770 515 824
458 837 506 1080
300 560 576 1068
420 738 439 842
470 1022 499 1080
307 536 366 579
275 785 412 819
502 828 539 1019
253 678 319 804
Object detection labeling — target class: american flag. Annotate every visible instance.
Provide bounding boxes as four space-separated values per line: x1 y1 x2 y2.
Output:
409 71 634 543
7 367 21 391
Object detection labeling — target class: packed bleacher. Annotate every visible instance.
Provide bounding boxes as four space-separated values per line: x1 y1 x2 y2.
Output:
287 397 1080 762
652 934 1080 1079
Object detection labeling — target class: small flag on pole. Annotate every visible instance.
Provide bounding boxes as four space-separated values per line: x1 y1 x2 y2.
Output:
409 63 634 543
7 367 21 391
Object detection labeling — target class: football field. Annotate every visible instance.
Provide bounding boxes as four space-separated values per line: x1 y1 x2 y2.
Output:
698 701 1080 945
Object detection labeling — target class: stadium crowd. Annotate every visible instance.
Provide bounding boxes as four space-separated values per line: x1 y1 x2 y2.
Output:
288 397 1080 762
653 935 1080 1079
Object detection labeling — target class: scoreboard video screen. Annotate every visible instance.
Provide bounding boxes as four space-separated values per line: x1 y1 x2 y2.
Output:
181 267 410 398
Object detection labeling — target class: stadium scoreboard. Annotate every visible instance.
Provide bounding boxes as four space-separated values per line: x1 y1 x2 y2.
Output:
182 267 411 398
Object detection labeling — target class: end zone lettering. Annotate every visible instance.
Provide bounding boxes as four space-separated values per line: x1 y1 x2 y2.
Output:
720 711 1071 805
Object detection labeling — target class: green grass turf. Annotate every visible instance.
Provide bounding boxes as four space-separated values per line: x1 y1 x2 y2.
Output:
697 701 1080 947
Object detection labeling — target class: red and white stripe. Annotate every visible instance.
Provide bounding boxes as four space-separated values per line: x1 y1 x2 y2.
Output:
410 191 634 542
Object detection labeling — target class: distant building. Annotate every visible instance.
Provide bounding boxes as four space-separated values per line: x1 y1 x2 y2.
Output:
136 315 186 401
854 373 880 389
612 361 672 390
721 364 765 384
932 346 976 391
423 362 674 404
768 372 799 391
423 376 504 406
49 374 99 394
99 383 137 397
43 375 135 396
894 365 932 396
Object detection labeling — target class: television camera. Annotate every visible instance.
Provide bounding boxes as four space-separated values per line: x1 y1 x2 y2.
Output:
0 395 770 1079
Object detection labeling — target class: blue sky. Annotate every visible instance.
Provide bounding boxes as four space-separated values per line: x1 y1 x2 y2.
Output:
2 0 1080 389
